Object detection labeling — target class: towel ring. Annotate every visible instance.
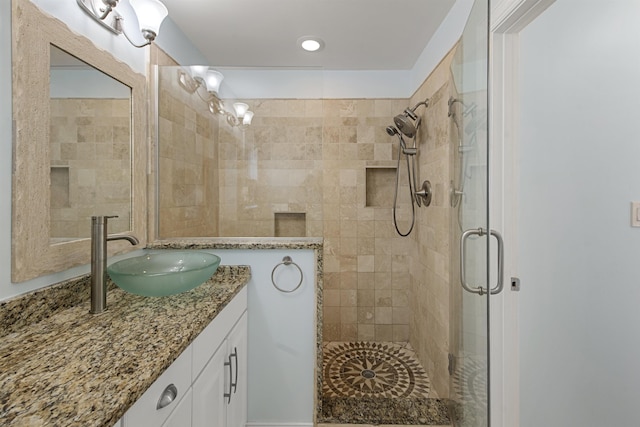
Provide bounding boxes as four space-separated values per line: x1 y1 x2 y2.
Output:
271 256 303 293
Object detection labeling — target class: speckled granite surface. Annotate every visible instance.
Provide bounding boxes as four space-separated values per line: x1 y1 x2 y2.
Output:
147 236 323 250
320 397 451 425
0 265 250 427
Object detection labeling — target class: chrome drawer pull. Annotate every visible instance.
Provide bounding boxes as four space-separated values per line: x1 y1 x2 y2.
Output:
224 355 233 404
230 347 238 393
156 384 178 410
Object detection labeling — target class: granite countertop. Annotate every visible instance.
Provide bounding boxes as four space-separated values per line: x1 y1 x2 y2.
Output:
0 265 251 427
147 236 323 250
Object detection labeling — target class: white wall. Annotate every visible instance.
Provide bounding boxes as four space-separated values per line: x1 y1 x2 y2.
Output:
518 1 640 425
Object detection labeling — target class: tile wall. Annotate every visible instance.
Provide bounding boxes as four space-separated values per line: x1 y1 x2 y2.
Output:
409 47 458 398
157 67 219 238
49 98 131 238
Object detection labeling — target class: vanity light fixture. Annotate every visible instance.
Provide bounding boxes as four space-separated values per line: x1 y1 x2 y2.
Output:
77 0 168 48
177 67 255 128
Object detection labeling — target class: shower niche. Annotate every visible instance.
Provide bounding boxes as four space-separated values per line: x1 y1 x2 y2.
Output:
274 212 306 237
365 167 396 208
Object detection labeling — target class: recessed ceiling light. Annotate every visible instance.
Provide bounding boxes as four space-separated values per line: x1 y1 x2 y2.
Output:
298 36 324 52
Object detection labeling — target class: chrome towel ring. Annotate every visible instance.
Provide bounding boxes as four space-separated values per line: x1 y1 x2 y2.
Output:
271 256 304 293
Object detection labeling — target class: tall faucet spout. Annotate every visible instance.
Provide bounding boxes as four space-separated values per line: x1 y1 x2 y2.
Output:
90 216 138 314
107 234 140 246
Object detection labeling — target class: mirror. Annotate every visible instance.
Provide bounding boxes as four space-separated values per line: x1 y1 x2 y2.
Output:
49 46 132 242
12 0 147 282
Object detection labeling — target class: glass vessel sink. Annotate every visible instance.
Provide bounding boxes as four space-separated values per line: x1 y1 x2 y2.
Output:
107 251 221 297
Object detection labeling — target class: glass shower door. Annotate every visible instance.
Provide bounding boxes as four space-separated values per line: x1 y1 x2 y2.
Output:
449 0 492 426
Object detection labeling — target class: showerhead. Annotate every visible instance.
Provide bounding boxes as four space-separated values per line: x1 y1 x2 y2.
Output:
403 108 418 120
386 126 399 136
393 114 417 138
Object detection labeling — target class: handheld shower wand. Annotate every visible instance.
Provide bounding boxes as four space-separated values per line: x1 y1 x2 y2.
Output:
387 98 432 237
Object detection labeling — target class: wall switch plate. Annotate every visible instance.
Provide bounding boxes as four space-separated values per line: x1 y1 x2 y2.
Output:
632 202 640 227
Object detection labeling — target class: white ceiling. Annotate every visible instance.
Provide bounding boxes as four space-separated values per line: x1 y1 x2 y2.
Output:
160 0 456 70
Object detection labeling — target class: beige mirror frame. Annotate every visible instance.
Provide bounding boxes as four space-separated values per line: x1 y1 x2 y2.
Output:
11 0 147 282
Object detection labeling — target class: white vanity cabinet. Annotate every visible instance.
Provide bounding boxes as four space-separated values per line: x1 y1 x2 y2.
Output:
193 312 247 427
121 286 247 427
192 286 248 427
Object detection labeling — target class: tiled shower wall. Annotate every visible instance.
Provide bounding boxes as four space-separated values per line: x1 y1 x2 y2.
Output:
409 47 458 398
320 99 414 342
217 100 324 237
216 98 414 342
50 98 131 238
157 65 219 238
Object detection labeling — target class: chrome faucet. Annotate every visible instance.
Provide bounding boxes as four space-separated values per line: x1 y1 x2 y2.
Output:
90 216 139 314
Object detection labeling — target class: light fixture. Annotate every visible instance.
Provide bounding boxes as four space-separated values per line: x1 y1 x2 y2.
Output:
177 67 254 128
77 0 168 48
298 36 324 52
204 70 224 94
233 103 249 119
242 111 254 126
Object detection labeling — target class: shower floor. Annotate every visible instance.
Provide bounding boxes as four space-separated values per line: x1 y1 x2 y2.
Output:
320 341 451 425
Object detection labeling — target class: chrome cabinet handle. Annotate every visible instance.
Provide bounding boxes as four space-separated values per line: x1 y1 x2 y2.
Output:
224 355 233 404
460 228 504 296
230 347 238 394
156 384 178 410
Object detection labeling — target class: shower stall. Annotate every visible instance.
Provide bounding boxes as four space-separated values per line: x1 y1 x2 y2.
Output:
153 0 491 424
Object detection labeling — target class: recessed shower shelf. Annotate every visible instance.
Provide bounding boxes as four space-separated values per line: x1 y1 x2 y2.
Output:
365 167 396 208
274 212 306 237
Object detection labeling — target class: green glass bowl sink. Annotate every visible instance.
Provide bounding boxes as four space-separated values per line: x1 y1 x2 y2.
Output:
107 251 221 297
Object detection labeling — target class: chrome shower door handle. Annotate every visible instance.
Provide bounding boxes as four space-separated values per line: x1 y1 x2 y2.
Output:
489 229 505 295
460 228 505 295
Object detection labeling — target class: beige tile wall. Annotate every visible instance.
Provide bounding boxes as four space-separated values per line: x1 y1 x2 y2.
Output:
320 99 414 342
157 67 219 238
408 47 458 398
217 100 324 237
50 98 131 238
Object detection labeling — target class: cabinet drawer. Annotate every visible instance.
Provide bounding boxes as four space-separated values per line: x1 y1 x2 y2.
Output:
123 346 193 427
193 286 247 378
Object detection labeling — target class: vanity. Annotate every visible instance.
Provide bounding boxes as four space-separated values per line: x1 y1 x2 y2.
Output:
0 266 250 427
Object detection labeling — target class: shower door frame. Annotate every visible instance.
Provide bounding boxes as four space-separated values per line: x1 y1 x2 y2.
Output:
488 0 557 426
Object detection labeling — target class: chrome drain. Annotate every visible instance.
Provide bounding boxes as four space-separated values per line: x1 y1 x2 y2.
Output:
361 369 376 379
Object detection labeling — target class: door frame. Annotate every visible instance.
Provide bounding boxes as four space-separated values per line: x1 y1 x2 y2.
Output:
488 1 555 426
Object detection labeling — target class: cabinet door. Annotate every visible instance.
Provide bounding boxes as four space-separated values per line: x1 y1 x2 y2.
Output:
226 312 248 427
193 343 227 427
162 388 192 427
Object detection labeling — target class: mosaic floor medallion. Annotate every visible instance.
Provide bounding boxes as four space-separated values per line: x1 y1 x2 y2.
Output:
322 341 431 399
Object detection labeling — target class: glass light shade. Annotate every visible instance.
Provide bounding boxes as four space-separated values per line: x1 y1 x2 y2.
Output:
243 111 254 125
205 70 224 93
190 65 209 82
130 0 168 35
233 102 249 118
